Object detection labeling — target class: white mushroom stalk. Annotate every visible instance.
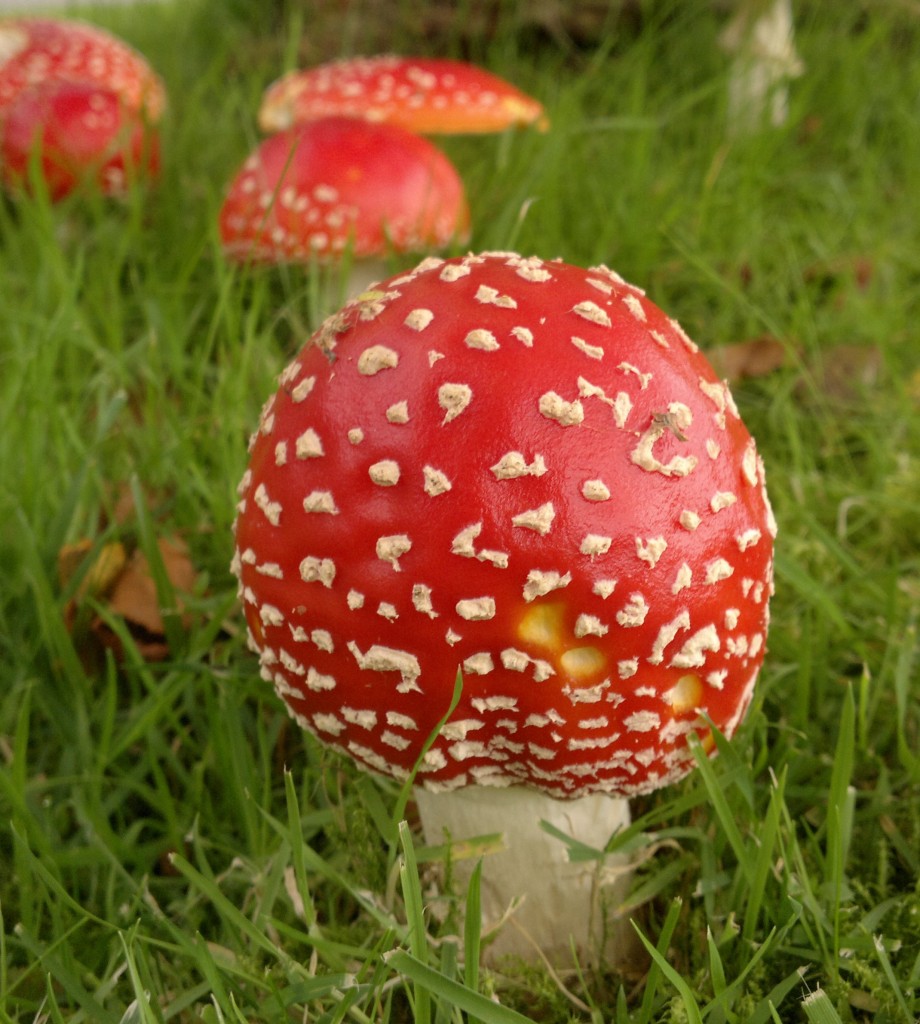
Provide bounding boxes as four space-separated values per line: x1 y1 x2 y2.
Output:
720 0 804 133
415 785 632 965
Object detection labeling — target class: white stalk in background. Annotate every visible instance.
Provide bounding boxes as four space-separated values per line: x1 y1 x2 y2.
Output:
720 0 804 133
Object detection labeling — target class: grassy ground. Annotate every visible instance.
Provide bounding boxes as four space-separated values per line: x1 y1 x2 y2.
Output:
1 1 918 1021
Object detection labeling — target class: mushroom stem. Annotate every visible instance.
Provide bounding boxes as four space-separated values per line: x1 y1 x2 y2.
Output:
720 0 804 133
414 785 633 967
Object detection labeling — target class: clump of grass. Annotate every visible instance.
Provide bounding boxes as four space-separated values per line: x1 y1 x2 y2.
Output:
1 1 918 1021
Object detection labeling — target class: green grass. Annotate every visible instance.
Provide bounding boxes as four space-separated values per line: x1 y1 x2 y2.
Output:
1 1 919 1021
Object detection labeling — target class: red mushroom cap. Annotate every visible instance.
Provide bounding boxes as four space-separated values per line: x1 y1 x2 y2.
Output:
219 116 470 265
0 17 166 123
232 252 776 798
1 78 160 199
258 55 547 135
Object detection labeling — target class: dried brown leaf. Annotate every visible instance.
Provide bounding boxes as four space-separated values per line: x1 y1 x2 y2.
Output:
58 540 127 598
708 336 787 382
100 536 196 651
808 344 882 402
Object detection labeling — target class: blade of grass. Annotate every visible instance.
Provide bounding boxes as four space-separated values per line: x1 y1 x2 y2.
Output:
398 819 431 1024
283 768 318 931
390 668 464 839
384 950 535 1024
871 933 914 1022
635 897 684 1024
801 988 846 1024
632 912 704 1024
688 734 755 886
742 766 787 940
893 620 919 779
463 860 483 996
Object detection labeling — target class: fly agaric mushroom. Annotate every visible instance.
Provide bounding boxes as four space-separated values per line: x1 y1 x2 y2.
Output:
258 55 547 135
219 116 469 296
232 251 776 965
1 78 160 199
0 17 166 123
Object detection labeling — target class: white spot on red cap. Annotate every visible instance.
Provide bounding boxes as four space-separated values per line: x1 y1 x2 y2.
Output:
303 490 338 514
705 558 734 584
347 641 421 692
522 569 572 602
670 625 720 668
571 336 604 360
510 326 534 346
306 666 337 691
622 293 646 322
616 593 649 627
582 479 611 502
617 658 638 679
404 308 434 331
386 710 418 730
381 730 413 750
295 428 324 459
465 328 500 351
299 556 336 587
648 610 691 665
475 284 517 308
386 401 409 423
456 597 496 621
631 411 698 478
736 528 762 551
423 465 452 496
710 491 737 513
377 534 412 570
680 509 701 531
539 391 584 426
573 300 612 327
369 460 401 485
462 652 495 675
636 536 667 569
580 534 612 557
575 614 608 638
254 483 282 525
438 382 473 423
511 502 555 535
490 451 547 479
625 710 661 733
411 583 438 617
358 345 399 375
672 563 693 594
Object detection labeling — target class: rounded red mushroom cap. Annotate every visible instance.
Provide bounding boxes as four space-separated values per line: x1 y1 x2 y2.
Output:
258 55 547 135
232 252 776 798
1 79 160 199
0 17 166 124
218 116 470 265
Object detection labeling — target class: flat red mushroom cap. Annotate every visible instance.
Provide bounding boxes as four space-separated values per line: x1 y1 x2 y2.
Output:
0 17 166 123
232 253 776 798
219 116 469 265
258 55 547 135
1 78 160 198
